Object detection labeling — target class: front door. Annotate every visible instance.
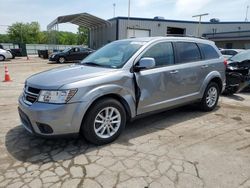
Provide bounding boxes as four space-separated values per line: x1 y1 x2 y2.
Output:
134 42 176 114
68 47 81 61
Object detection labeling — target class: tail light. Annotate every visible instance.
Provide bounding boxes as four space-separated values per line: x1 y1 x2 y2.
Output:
223 60 228 67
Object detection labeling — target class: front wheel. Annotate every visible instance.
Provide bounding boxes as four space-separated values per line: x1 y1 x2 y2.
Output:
81 98 126 145
57 57 65 64
200 82 219 112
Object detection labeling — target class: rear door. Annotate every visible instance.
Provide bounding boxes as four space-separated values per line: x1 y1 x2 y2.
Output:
79 48 91 60
168 42 206 99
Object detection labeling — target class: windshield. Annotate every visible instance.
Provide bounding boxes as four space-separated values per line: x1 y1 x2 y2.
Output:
81 40 145 68
62 47 71 53
230 50 250 62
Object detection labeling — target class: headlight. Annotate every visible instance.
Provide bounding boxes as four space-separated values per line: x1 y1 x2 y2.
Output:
38 89 77 104
51 54 55 58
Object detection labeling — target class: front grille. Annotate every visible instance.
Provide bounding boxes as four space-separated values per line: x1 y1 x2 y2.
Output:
23 85 40 105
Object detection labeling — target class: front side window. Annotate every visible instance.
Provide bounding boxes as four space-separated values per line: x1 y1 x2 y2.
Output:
142 42 174 67
175 42 201 63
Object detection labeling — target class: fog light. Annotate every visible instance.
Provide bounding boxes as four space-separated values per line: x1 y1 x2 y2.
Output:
37 123 53 134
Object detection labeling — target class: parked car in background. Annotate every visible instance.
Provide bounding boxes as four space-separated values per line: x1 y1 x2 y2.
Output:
0 44 16 59
220 49 245 60
19 37 225 145
0 49 13 61
227 49 250 68
49 47 94 63
223 50 250 94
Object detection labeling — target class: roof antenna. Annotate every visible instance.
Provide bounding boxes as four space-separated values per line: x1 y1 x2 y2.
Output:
245 5 249 22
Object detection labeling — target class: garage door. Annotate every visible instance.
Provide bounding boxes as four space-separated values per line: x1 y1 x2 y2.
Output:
127 29 150 38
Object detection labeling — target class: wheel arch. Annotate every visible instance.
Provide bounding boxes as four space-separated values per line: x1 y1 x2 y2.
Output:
200 71 224 97
80 93 133 131
209 77 223 93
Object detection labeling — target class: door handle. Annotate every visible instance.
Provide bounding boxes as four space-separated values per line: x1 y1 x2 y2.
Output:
170 70 179 74
201 65 209 69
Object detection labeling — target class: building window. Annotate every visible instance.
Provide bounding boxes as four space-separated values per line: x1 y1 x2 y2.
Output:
225 43 233 49
167 27 186 35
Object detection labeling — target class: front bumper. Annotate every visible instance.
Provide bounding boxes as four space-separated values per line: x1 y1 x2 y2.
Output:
4 52 12 59
49 56 57 61
18 95 87 136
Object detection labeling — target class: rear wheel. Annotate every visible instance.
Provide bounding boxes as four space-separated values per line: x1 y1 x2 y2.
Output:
81 98 126 145
0 55 5 61
200 82 219 111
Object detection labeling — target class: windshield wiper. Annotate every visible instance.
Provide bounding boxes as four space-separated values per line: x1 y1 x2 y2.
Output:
81 62 103 67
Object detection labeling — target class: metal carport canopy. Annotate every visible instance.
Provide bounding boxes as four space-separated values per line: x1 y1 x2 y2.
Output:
47 13 111 30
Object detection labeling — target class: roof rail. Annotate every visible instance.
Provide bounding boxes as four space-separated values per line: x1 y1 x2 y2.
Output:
166 34 206 39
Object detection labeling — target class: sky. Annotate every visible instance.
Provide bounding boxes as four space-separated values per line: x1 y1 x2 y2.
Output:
0 0 250 34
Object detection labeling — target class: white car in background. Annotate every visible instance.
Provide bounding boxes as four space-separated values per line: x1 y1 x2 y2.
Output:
0 49 13 61
220 49 245 60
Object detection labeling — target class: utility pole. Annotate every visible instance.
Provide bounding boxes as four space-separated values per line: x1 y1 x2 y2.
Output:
245 5 249 22
192 13 209 37
127 0 131 38
20 25 23 43
113 3 116 17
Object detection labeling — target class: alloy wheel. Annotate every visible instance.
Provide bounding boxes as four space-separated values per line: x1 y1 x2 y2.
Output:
94 107 121 139
206 86 218 108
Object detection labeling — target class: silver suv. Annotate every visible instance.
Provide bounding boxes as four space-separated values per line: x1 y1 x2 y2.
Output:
18 37 226 145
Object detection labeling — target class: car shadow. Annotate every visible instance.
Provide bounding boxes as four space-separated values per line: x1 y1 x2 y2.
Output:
226 94 245 101
5 105 216 163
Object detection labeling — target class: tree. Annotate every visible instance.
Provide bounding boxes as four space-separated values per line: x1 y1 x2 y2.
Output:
7 22 40 43
77 26 89 45
3 22 89 46
0 34 10 43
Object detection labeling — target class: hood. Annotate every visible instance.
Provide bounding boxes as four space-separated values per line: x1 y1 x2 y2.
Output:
0 49 7 53
26 64 118 89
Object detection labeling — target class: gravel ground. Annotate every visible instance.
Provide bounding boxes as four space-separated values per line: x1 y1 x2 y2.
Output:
0 56 250 188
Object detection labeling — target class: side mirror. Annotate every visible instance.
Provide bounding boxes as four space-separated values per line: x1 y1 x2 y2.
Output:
134 57 156 72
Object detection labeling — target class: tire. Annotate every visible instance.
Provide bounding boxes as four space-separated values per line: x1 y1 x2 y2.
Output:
200 82 220 112
57 57 65 64
81 98 126 145
0 55 5 61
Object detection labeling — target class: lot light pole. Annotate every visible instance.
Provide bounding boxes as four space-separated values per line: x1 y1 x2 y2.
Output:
127 0 131 38
192 13 209 37
113 3 116 17
245 5 249 22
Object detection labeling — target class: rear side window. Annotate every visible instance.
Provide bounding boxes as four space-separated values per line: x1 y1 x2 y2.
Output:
175 42 201 63
198 43 220 60
142 42 174 67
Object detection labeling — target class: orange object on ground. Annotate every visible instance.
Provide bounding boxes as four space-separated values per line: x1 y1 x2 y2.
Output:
3 66 12 82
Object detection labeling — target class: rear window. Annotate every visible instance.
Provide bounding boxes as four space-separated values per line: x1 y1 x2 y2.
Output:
198 43 220 60
175 42 201 63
